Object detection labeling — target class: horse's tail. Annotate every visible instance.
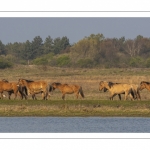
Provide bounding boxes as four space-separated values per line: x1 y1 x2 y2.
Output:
79 86 84 98
130 87 137 100
49 85 53 92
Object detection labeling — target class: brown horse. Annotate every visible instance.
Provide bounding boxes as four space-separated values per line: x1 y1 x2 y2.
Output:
0 80 19 99
0 79 27 100
50 82 84 100
139 81 150 92
102 81 141 100
17 79 49 100
99 81 135 100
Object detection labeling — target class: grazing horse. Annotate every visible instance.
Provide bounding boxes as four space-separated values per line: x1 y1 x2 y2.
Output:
99 81 135 100
17 79 49 100
102 81 141 100
50 82 84 100
139 81 150 92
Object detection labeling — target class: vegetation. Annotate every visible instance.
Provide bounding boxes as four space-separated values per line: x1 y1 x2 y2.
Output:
1 32 150 116
0 99 150 117
1 33 150 68
0 65 150 117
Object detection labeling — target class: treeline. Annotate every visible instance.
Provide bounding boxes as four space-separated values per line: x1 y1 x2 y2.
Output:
1 33 150 68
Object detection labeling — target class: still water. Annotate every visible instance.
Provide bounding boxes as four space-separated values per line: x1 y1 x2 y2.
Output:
0 117 150 133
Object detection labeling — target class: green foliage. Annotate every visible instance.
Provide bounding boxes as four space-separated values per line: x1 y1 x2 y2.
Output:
0 40 6 55
0 58 13 69
129 57 143 67
53 36 70 54
3 33 150 68
77 59 93 68
33 53 54 65
145 58 150 67
56 55 71 67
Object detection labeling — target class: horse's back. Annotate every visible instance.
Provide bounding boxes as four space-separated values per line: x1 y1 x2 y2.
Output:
110 83 132 93
0 81 13 90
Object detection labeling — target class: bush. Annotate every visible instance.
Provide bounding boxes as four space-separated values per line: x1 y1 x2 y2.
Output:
0 59 13 69
145 58 150 67
56 55 71 67
33 53 54 65
129 57 143 67
77 59 93 68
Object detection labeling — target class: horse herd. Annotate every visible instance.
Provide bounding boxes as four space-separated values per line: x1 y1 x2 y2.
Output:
0 79 84 100
0 78 150 101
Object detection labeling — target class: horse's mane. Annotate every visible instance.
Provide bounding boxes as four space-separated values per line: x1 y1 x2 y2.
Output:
108 82 114 88
108 81 120 88
2 79 9 82
53 82 62 86
141 81 150 84
20 79 34 83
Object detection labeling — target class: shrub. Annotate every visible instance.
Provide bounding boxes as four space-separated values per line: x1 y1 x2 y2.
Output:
33 53 54 65
145 58 150 67
56 55 71 67
0 59 13 69
77 59 93 68
129 57 143 67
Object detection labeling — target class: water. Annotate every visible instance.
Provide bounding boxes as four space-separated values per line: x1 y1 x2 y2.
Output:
0 117 150 133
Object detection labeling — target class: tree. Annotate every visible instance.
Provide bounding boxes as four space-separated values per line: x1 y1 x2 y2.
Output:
31 36 44 59
43 36 53 54
0 40 6 55
53 36 70 54
21 40 32 60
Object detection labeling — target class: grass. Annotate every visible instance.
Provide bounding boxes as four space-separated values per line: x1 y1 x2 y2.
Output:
0 99 150 117
1 65 150 117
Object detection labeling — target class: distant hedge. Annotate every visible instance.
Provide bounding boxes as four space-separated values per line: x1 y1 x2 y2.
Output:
0 59 13 69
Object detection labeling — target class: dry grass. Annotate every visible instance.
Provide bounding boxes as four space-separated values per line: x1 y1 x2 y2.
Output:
1 65 150 101
0 65 150 116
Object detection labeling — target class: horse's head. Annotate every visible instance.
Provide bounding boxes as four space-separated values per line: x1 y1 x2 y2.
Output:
99 81 105 91
17 79 25 87
103 87 108 92
139 81 147 90
51 82 61 89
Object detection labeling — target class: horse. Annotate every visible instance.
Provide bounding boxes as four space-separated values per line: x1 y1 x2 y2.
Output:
0 79 19 99
102 81 141 100
17 79 49 100
0 79 27 100
139 81 150 92
50 82 84 100
99 81 135 100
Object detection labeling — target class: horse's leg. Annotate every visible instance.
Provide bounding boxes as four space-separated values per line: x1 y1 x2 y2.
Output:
62 93 65 100
45 92 48 100
14 91 18 100
8 91 12 100
41 92 45 100
110 93 114 100
137 91 141 100
125 91 130 100
118 94 121 100
75 91 79 99
1 92 3 99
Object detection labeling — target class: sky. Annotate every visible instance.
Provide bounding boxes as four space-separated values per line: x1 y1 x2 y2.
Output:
1 17 150 45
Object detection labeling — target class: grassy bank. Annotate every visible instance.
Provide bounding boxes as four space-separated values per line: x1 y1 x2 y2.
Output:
0 99 150 117
1 65 150 117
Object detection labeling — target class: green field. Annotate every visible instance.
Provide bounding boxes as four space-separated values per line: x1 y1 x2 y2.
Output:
1 65 150 117
0 99 150 117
